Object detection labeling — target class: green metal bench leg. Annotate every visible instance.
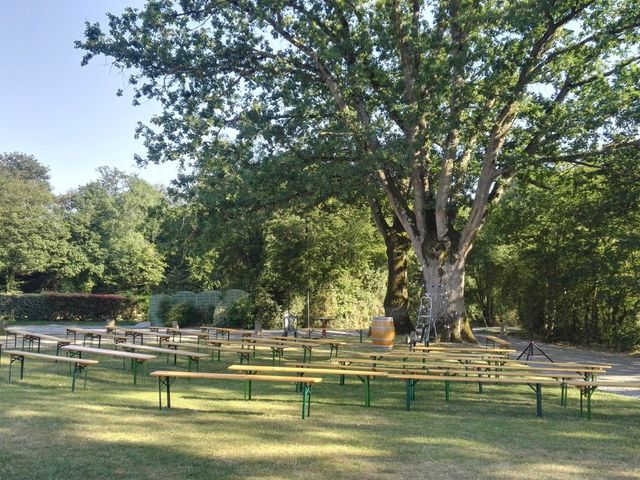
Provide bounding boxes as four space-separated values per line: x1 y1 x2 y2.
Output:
301 385 312 419
445 381 450 401
587 387 593 420
364 376 371 407
535 383 542 417
72 365 78 392
405 380 412 410
133 361 138 385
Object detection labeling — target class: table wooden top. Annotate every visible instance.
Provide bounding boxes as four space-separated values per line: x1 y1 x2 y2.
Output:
4 350 99 364
150 370 323 383
334 358 607 373
61 345 156 360
5 329 70 343
228 364 389 377
387 373 566 385
117 343 208 357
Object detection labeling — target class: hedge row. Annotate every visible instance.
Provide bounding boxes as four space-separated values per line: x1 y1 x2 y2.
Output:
0 292 141 323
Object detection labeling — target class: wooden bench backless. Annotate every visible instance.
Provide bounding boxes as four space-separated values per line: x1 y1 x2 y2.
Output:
228 364 388 407
61 345 155 385
149 370 322 418
3 349 98 391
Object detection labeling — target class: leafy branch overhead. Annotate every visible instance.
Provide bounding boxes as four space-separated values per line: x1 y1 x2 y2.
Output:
77 0 640 337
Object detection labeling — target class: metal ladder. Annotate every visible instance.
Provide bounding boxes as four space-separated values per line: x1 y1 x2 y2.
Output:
415 294 437 345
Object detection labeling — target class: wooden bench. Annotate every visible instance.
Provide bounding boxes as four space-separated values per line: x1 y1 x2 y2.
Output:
149 370 322 419
3 349 98 391
484 335 512 349
61 345 156 384
171 341 267 363
388 372 565 417
566 380 640 419
116 343 208 371
228 364 388 407
65 327 129 348
411 344 516 356
5 328 72 355
112 328 171 345
263 335 347 359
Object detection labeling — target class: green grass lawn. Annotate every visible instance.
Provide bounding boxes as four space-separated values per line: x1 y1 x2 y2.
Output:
0 340 638 480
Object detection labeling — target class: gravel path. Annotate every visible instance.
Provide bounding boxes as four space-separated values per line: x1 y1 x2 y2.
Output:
475 332 640 399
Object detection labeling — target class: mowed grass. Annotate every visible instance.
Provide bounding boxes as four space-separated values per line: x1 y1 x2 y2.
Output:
0 339 639 480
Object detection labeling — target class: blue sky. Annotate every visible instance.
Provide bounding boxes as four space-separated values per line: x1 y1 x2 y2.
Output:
0 0 182 194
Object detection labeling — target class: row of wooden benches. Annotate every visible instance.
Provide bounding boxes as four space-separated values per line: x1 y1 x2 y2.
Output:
3 346 639 421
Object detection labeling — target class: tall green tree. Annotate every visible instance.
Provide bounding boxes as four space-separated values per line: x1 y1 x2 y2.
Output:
468 154 640 347
62 167 167 293
0 153 69 291
78 0 640 339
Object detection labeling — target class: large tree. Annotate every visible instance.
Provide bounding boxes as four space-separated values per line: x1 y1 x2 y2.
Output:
78 0 640 340
0 153 69 291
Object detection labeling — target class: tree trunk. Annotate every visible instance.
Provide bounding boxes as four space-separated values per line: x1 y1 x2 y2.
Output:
383 222 413 334
423 255 476 343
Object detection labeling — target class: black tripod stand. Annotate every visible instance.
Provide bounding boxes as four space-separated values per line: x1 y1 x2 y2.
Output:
517 340 553 362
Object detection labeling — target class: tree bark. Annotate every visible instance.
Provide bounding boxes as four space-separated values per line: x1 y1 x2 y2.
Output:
383 220 413 334
423 254 476 343
368 198 413 334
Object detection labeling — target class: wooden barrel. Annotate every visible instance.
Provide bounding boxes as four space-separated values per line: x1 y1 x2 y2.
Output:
371 316 395 350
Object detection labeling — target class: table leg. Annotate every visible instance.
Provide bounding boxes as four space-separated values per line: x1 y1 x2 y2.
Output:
535 383 542 417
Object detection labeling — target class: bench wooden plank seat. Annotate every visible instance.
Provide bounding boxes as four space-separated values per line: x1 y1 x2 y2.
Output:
149 370 322 418
3 349 98 391
116 343 208 371
388 372 566 417
170 341 267 363
229 364 388 407
61 345 155 385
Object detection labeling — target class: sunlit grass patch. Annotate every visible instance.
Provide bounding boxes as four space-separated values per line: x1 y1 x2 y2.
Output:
0 343 638 480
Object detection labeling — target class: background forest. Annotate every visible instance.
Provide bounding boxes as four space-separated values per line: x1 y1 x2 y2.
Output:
1 151 638 348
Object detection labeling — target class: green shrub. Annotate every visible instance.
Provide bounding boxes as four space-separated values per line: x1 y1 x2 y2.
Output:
224 295 252 328
611 320 640 351
248 289 282 329
0 293 140 323
165 302 200 328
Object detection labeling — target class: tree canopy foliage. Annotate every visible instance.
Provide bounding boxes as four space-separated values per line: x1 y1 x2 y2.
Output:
77 0 640 340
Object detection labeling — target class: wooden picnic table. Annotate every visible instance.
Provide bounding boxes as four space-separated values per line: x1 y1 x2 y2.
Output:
65 327 124 348
388 371 566 416
111 327 171 345
335 357 609 380
243 337 320 363
61 345 156 384
410 344 516 355
265 335 347 358
5 328 72 355
229 364 388 407
202 327 254 340
174 341 270 362
115 343 207 371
